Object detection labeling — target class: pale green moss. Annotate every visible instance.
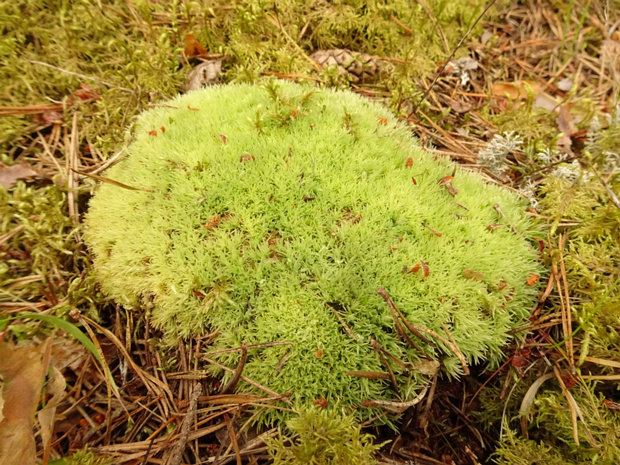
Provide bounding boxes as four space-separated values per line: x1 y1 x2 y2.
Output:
266 406 383 464
51 448 113 465
85 81 542 425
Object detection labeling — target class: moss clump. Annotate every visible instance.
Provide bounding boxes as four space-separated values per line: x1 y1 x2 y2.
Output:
85 81 541 424
266 406 383 464
54 448 113 465
493 389 620 465
0 183 100 318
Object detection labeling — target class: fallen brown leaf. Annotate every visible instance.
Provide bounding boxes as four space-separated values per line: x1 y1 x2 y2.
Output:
37 366 66 462
184 33 208 57
556 105 578 148
204 214 220 230
491 80 539 101
0 339 52 465
0 163 38 189
73 83 100 101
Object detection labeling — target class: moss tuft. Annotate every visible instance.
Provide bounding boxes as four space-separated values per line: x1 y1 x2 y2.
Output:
266 406 383 464
85 81 542 425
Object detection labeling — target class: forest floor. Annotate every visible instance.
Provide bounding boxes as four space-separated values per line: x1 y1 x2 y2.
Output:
1 0 620 464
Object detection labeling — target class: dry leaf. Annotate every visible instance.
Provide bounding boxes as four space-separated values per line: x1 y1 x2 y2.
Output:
37 366 66 459
526 274 540 286
185 59 223 91
74 83 100 101
420 259 429 277
556 105 578 148
203 214 220 230
51 337 87 372
0 339 52 465
408 264 420 274
557 77 574 91
491 80 539 100
313 398 328 408
184 33 208 57
448 99 472 113
534 93 558 112
42 111 64 124
0 163 38 189
412 359 440 376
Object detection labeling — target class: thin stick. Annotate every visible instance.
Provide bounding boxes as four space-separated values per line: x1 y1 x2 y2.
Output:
558 234 575 369
166 383 202 465
371 340 412 372
370 339 400 394
410 0 450 53
553 365 579 446
377 288 470 375
219 344 247 395
584 159 620 211
83 143 129 176
361 385 429 413
202 356 291 403
204 341 293 356
222 413 242 465
30 60 134 93
411 0 499 114
386 296 427 354
72 169 154 192
376 288 435 347
265 14 321 71
67 113 80 227
548 234 571 366
419 372 438 429
326 304 356 339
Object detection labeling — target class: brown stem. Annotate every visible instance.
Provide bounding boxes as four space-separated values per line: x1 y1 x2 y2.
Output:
220 344 247 395
377 288 435 346
377 288 470 375
370 339 400 395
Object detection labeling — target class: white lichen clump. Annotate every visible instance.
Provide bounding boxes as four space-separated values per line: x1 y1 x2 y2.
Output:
478 131 522 175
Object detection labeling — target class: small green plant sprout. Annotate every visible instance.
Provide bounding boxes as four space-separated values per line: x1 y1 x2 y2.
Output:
85 81 543 425
266 406 384 464
50 448 113 465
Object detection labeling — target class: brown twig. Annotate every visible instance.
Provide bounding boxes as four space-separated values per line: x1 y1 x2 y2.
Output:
165 383 202 465
376 288 435 347
326 304 356 339
377 288 470 375
411 0 499 113
202 356 291 403
219 344 247 395
370 339 400 394
72 168 154 192
30 60 133 92
362 384 429 413
204 341 293 356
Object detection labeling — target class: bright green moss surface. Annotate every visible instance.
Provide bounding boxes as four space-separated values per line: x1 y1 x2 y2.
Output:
85 81 541 424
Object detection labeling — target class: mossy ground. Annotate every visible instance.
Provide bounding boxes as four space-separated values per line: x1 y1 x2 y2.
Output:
1 0 620 463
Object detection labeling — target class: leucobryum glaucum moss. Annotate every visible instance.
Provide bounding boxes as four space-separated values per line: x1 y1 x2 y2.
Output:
85 81 542 425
